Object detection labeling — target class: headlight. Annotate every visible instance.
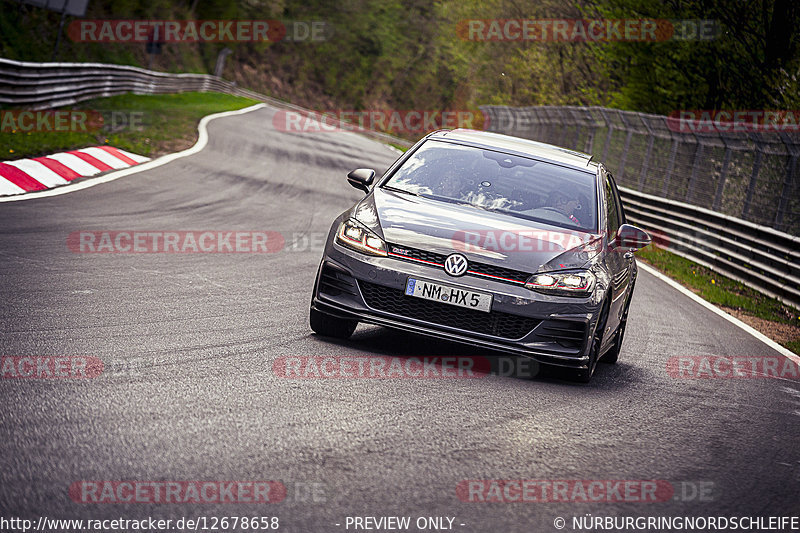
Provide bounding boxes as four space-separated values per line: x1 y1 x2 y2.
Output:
525 270 595 297
335 219 387 256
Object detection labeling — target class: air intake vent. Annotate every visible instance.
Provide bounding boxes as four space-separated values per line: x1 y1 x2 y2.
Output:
318 265 357 297
534 319 587 349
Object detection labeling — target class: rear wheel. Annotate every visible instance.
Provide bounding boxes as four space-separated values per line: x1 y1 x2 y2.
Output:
310 308 357 339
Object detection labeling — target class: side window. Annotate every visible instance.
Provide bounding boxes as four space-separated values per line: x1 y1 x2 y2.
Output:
605 175 620 240
608 173 626 225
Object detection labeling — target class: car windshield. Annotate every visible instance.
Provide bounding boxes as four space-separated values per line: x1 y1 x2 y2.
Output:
382 140 598 232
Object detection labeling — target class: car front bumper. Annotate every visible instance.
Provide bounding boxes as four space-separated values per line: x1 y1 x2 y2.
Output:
312 242 606 369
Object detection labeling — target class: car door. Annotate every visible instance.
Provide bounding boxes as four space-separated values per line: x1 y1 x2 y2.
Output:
603 170 631 334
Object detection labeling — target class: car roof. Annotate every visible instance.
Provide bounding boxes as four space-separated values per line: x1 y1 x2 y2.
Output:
430 129 598 172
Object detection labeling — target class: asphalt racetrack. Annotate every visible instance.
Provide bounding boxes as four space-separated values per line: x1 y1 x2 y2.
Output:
1 104 798 532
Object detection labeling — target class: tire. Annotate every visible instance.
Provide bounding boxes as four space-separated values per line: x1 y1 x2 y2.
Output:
571 299 609 383
309 307 357 339
601 283 634 365
601 320 625 364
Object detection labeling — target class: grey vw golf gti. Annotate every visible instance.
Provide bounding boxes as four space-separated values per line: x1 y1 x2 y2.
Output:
310 129 650 382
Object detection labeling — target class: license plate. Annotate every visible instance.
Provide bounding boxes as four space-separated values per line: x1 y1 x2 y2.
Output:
405 278 492 313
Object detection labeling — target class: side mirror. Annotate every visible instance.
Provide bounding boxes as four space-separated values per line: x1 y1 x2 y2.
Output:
615 224 651 250
347 168 375 194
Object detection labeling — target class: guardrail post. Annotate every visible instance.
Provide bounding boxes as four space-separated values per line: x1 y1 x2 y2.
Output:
712 145 732 211
50 9 68 61
775 154 796 231
617 111 634 181
526 107 539 138
637 117 655 192
742 139 764 218
584 107 598 154
599 109 613 163
661 138 679 197
775 131 799 232
557 108 569 147
570 108 582 150
685 141 705 203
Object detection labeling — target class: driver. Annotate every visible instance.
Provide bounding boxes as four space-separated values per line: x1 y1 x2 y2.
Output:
546 188 583 225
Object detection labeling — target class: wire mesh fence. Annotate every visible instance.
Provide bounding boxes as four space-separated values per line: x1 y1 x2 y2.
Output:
481 105 800 237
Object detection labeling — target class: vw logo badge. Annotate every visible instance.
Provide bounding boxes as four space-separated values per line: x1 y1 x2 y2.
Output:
444 254 468 277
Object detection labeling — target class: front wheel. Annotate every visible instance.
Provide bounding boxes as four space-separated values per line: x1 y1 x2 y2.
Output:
310 307 357 339
602 283 634 365
571 300 609 383
600 320 625 364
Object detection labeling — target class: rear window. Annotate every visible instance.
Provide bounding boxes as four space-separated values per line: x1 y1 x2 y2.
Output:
382 140 598 232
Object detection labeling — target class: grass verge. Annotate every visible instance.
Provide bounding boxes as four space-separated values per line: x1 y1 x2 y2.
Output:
1 92 260 161
389 143 410 152
636 244 800 355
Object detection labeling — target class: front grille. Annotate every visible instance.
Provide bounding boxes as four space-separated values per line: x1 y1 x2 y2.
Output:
472 262 530 283
358 280 540 340
388 245 444 265
387 243 531 285
533 319 587 349
318 264 357 296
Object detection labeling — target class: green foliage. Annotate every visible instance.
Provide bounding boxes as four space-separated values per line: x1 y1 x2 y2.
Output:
583 0 800 112
1 0 798 119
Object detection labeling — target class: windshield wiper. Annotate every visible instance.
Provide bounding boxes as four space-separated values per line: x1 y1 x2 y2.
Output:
382 185 424 198
463 202 508 215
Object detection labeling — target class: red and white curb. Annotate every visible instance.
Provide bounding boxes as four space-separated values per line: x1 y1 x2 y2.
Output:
0 146 149 196
0 103 401 203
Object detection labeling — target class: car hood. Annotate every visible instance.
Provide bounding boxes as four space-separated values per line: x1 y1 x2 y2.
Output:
354 188 602 273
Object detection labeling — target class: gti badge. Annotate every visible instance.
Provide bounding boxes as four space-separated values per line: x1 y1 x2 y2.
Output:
444 253 468 277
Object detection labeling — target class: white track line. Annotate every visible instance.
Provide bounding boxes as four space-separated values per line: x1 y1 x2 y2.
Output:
638 262 800 365
0 103 266 203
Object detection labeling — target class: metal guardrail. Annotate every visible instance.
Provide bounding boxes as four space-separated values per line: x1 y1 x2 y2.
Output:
621 186 800 308
482 105 800 309
0 58 253 108
0 57 408 146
